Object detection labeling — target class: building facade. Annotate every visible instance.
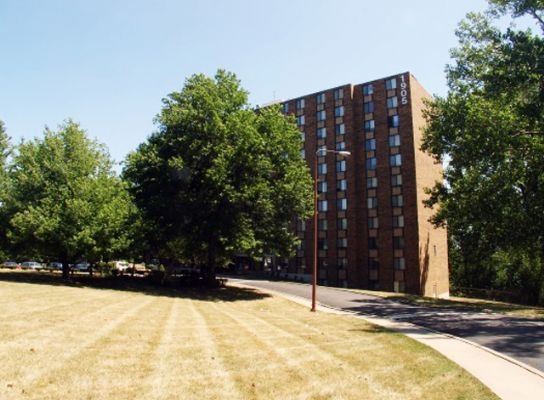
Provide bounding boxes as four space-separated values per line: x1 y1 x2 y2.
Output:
281 72 449 298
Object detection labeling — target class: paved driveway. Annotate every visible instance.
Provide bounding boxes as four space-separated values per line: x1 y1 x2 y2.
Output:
232 278 544 373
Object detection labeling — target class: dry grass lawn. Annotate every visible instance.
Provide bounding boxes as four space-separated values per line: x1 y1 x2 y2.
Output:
0 274 498 399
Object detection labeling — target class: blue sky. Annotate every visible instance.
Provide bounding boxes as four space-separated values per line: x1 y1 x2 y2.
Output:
1 0 493 167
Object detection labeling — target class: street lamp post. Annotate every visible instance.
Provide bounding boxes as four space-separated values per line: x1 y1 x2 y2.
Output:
312 146 351 312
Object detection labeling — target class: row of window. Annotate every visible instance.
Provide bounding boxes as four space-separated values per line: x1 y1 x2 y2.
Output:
287 88 345 113
366 154 402 170
368 257 406 270
362 77 397 96
289 76 398 114
318 218 349 231
318 198 348 212
317 159 347 175
298 112 399 129
317 179 348 193
365 134 401 151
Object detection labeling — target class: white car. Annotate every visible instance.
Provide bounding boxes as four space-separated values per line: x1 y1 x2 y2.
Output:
21 261 42 270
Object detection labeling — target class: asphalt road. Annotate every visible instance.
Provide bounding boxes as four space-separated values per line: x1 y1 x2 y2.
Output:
231 278 544 373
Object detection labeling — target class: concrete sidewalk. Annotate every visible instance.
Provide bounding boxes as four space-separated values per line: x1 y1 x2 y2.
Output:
235 282 544 400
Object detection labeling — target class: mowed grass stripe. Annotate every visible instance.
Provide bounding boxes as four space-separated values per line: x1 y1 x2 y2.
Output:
1 287 155 397
0 286 147 344
28 295 170 399
0 280 499 400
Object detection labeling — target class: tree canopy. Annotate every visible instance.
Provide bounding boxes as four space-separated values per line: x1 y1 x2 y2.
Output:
422 0 544 303
0 120 11 260
123 70 313 283
4 120 134 277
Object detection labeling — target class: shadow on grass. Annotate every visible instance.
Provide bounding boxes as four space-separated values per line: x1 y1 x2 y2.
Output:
0 270 271 302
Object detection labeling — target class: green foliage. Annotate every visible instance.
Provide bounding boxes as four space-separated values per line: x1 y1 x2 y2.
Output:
0 120 12 260
4 120 134 276
422 1 544 304
123 70 313 281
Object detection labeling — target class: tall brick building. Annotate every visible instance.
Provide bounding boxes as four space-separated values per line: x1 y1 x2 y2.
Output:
280 72 449 298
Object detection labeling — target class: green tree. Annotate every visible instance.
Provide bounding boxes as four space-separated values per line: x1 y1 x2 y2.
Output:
123 70 313 284
422 0 544 303
4 120 134 278
0 120 12 260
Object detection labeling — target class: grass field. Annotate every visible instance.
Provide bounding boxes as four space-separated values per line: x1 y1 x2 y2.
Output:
0 273 498 399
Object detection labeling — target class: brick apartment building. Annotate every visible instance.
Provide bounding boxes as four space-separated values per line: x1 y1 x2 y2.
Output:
280 72 449 298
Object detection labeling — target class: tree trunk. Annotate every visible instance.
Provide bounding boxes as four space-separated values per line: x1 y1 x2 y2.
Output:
61 258 70 280
206 238 217 286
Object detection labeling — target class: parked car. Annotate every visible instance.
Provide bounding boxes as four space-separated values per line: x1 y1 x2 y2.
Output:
110 261 130 273
1 261 20 269
21 261 43 270
48 262 63 271
72 262 90 272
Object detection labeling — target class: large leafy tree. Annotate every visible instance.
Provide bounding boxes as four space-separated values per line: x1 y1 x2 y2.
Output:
0 120 12 260
123 70 313 284
5 120 134 278
422 0 544 303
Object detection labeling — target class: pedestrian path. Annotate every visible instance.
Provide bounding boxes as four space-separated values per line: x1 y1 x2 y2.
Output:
233 281 544 400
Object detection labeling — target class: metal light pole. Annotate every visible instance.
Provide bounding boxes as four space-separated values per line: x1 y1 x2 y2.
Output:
312 146 351 312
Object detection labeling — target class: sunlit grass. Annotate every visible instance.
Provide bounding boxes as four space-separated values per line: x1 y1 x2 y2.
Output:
0 274 498 400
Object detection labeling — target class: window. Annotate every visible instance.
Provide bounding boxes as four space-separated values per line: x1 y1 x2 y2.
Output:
338 218 348 230
296 98 305 109
366 157 377 170
389 115 399 127
334 88 344 100
393 236 405 249
394 257 406 270
297 220 306 232
390 154 402 166
337 179 347 191
335 141 346 151
318 200 328 212
301 132 305 142
336 160 346 172
368 217 379 228
296 115 305 126
282 103 289 114
363 101 374 113
369 258 379 269
319 239 328 250
334 106 344 117
391 174 403 186
367 176 378 188
300 149 306 159
386 78 397 90
389 134 400 147
392 195 404 207
316 92 326 104
387 96 398 109
338 258 348 268
316 110 326 121
335 123 345 135
337 238 348 248
363 84 374 95
364 120 375 132
318 219 328 231
365 138 376 151
318 163 327 175
368 237 378 249
317 127 326 139
337 198 347 210
393 215 405 227
367 197 377 209
318 181 327 193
